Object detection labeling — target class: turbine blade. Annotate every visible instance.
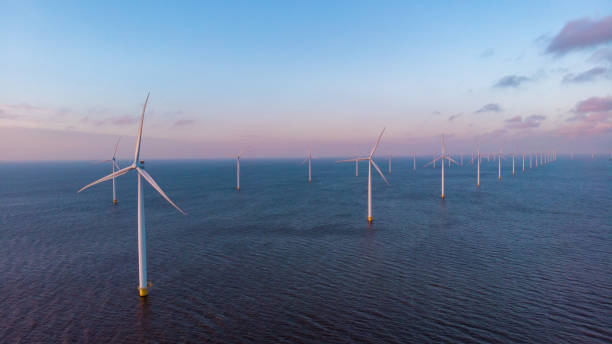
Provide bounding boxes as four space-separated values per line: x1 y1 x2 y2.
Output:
336 158 368 163
134 93 150 164
423 157 441 167
113 137 121 158
78 166 134 193
137 167 186 215
113 160 121 170
369 127 386 158
371 160 390 185
448 157 459 165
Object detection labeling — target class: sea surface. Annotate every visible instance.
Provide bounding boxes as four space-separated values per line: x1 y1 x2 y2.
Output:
1 157 611 343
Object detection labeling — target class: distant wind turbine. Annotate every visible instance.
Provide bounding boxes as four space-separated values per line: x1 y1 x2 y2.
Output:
99 137 122 204
470 143 481 187
425 135 458 199
236 148 248 191
78 93 186 297
302 150 313 183
338 128 389 223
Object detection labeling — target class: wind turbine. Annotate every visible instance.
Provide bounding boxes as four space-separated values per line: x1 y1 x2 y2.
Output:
388 154 392 174
413 152 416 171
337 128 389 223
512 151 515 176
425 135 458 199
470 143 481 187
498 148 504 181
522 153 525 173
99 137 122 204
302 150 313 183
236 148 249 191
78 93 186 297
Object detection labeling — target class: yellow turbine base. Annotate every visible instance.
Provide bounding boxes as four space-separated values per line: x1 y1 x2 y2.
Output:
113 200 117 205
237 186 240 191
441 194 445 199
139 287 148 297
477 183 480 187
368 217 373 223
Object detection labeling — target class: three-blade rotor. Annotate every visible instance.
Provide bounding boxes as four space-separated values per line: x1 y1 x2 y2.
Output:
337 127 389 185
78 93 186 215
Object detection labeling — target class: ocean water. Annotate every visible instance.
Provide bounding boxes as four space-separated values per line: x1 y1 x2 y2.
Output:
1 157 611 343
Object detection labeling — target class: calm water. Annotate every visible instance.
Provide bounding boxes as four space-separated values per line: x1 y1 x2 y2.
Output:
1 157 611 343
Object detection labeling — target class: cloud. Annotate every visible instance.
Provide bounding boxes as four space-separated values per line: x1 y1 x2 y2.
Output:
111 115 138 125
505 116 522 123
475 103 502 113
575 95 612 113
560 95 612 135
173 119 196 126
80 115 138 126
480 48 494 58
505 114 546 129
589 48 612 64
448 113 462 122
493 75 531 88
431 110 441 115
563 67 611 83
0 109 19 119
546 16 612 55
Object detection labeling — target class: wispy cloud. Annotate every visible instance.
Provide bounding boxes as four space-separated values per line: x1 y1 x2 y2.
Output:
80 115 138 126
574 95 612 113
173 119 196 126
546 16 612 55
0 109 19 119
475 103 502 114
448 113 462 122
563 67 611 83
480 48 494 58
493 75 531 88
505 115 546 129
589 48 612 64
560 95 612 135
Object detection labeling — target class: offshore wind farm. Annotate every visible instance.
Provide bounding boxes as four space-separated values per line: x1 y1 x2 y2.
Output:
1 1 612 343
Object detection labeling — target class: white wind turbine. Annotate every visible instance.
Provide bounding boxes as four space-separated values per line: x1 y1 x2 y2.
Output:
424 135 458 199
99 137 122 204
236 148 249 191
78 93 186 297
301 150 313 183
413 152 416 171
337 128 389 223
497 148 505 181
470 143 482 187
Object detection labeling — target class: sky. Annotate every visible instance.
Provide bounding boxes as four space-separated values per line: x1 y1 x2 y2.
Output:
1 0 611 160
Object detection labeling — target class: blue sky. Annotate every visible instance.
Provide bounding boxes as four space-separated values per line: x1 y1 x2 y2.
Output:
1 1 611 159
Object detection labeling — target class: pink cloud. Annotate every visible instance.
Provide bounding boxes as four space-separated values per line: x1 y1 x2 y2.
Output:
547 16 612 55
560 95 612 135
575 95 612 113
505 115 545 130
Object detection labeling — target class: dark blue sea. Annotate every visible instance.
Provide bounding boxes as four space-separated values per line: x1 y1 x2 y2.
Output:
1 157 611 343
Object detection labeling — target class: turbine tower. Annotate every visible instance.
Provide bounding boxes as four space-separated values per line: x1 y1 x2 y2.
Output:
78 93 186 297
99 137 122 204
425 135 458 199
337 128 389 223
